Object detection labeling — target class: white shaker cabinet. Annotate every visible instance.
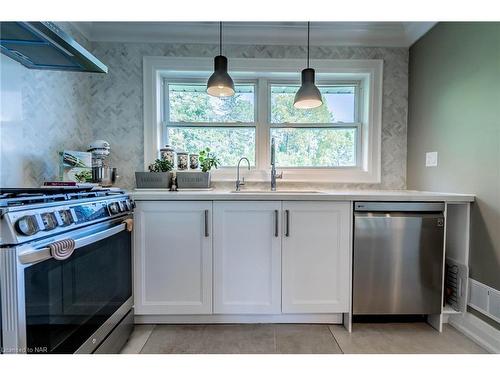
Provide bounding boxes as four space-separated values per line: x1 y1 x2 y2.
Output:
134 201 213 315
213 201 282 314
282 201 351 314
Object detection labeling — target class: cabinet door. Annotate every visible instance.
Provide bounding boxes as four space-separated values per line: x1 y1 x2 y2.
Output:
213 201 281 314
134 201 212 315
282 201 351 314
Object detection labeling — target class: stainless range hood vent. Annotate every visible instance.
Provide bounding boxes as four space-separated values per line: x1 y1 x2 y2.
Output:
0 22 107 73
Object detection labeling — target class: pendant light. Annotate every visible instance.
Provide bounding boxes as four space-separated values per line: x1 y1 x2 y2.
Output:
207 22 235 97
293 22 323 109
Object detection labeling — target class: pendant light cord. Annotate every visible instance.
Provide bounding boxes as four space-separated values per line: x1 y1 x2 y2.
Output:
307 21 310 69
219 22 222 56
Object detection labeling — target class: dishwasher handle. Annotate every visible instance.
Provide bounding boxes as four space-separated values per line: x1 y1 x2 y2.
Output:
354 201 445 212
354 211 445 222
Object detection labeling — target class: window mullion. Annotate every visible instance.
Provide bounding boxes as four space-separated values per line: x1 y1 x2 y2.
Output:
256 78 269 172
356 123 362 169
162 80 169 147
166 122 256 128
270 122 362 129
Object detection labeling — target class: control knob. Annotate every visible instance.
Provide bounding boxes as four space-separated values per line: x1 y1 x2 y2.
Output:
124 199 132 211
15 215 39 236
41 212 58 231
117 201 125 212
58 210 74 226
108 202 119 215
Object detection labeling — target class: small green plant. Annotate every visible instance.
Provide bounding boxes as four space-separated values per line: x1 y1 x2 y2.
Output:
74 169 92 183
148 158 174 173
199 148 220 173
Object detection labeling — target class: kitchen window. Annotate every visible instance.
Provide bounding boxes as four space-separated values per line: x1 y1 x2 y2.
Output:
164 82 257 166
145 57 382 183
269 84 360 168
164 81 360 169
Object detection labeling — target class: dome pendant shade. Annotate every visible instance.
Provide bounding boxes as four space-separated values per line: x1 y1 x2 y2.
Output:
293 68 323 109
207 23 234 97
207 22 235 97
207 55 235 97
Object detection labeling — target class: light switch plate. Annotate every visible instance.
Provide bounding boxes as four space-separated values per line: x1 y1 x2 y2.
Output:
426 152 438 167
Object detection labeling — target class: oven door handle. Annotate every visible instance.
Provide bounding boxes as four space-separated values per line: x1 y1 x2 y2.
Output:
19 223 128 265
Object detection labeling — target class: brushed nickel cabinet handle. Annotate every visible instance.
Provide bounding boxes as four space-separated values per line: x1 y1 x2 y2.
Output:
285 209 290 237
274 209 279 237
204 209 209 237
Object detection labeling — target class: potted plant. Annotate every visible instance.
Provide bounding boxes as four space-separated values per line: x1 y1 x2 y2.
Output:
135 158 174 189
177 148 220 189
199 148 220 173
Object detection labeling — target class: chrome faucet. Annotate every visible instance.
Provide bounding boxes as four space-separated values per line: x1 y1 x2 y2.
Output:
270 137 283 191
235 157 250 191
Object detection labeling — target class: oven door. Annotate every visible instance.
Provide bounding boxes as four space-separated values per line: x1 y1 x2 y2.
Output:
6 218 132 354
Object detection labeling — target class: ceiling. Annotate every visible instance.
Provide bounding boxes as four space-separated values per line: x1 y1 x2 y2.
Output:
72 22 436 47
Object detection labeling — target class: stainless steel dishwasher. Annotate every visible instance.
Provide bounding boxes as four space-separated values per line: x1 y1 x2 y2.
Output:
353 202 445 315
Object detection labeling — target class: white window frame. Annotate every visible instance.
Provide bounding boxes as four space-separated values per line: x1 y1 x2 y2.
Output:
144 56 383 183
163 78 259 167
267 80 362 169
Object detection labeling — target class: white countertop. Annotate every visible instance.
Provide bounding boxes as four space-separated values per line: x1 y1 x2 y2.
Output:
131 188 475 202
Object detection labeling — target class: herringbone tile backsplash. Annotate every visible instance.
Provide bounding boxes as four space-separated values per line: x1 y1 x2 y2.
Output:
90 43 408 190
1 25 408 190
0 23 92 188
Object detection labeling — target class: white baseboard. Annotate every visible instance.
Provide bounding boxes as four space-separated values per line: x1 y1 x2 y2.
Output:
135 313 343 324
448 311 500 353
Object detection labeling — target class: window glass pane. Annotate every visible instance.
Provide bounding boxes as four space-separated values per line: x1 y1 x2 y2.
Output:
167 127 255 167
270 128 356 167
271 85 356 124
169 84 255 123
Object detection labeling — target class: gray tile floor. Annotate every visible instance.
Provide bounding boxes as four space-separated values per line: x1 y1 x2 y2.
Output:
121 323 487 354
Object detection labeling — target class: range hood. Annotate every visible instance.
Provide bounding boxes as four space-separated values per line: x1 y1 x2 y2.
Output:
0 22 107 73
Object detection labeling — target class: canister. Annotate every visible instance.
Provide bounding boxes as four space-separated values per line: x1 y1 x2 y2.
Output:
189 153 199 169
177 152 188 170
160 145 175 164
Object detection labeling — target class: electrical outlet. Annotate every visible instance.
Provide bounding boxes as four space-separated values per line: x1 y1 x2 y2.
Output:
425 152 438 167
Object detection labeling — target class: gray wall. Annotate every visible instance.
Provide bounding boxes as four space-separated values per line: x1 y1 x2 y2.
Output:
407 23 500 290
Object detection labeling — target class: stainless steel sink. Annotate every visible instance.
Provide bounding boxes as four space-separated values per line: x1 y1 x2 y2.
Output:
230 190 323 194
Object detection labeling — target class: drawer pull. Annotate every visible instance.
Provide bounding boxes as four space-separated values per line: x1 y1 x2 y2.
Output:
285 209 290 237
204 210 209 237
274 210 279 237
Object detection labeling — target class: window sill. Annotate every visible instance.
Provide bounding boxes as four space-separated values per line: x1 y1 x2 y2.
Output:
209 167 381 184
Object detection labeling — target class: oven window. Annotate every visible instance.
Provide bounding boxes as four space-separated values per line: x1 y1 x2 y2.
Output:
24 229 131 354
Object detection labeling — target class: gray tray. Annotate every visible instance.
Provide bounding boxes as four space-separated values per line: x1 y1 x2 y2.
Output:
176 171 211 189
135 172 172 188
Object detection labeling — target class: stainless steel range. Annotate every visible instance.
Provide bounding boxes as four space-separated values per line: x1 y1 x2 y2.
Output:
0 188 134 354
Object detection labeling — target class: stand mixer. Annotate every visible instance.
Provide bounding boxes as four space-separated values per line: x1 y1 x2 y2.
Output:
87 140 118 186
